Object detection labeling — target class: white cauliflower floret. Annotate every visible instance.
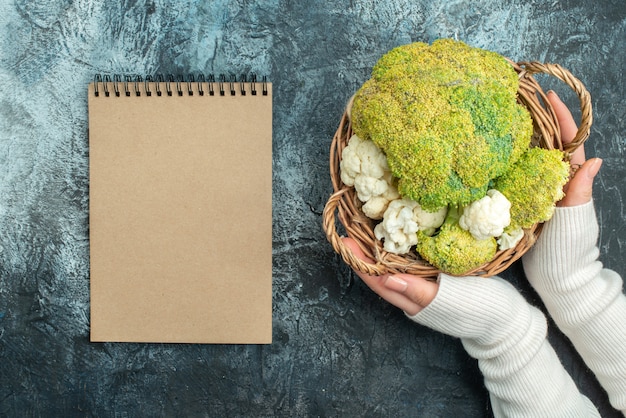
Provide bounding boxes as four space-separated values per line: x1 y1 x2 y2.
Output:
459 189 511 241
374 199 420 254
362 197 388 220
354 175 388 202
340 135 388 186
414 205 447 236
374 199 447 254
340 135 399 219
497 227 525 250
361 172 401 219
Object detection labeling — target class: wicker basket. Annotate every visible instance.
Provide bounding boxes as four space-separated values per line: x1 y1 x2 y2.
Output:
323 61 593 279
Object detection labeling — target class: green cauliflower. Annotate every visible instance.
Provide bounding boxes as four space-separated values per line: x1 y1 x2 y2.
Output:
493 147 570 230
351 39 533 212
345 39 571 275
415 206 498 275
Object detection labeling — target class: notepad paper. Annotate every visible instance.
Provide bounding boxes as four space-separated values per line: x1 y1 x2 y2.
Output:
88 77 272 344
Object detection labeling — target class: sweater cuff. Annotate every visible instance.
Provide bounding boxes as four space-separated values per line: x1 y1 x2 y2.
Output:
406 274 498 339
541 200 600 269
545 200 598 240
407 274 546 359
523 200 601 293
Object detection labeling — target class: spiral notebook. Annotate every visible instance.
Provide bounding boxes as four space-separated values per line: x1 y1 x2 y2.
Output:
88 74 272 344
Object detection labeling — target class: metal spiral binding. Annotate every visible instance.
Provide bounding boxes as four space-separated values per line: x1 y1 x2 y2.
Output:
93 73 268 97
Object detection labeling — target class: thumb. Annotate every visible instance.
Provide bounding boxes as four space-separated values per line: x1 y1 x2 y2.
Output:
384 274 439 314
559 158 602 207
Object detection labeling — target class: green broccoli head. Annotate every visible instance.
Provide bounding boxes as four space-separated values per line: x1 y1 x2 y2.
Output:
415 206 497 275
493 147 570 230
351 39 533 212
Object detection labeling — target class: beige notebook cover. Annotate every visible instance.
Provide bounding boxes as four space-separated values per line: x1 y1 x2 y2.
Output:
88 76 272 344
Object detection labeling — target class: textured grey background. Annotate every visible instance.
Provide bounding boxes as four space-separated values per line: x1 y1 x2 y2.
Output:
0 0 624 417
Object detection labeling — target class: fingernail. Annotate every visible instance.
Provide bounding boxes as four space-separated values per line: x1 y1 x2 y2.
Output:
385 275 408 292
587 158 603 179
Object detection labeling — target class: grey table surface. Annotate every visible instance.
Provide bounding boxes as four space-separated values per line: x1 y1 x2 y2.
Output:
0 0 624 417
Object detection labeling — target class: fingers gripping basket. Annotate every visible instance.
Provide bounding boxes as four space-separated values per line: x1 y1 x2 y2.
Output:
323 61 593 279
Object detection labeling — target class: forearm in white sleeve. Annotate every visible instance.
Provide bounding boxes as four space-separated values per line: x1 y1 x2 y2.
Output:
407 274 599 417
523 201 626 415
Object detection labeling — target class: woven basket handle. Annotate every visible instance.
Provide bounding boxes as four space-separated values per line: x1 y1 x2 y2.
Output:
322 188 389 276
516 61 593 156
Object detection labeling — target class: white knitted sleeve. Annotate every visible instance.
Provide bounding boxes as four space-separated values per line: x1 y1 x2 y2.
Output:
407 274 599 417
523 201 626 415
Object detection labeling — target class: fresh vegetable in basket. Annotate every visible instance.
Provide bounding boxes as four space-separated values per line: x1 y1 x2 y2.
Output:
341 39 570 275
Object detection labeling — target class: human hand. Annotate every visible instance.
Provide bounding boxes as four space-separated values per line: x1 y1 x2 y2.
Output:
547 91 602 207
342 237 439 315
